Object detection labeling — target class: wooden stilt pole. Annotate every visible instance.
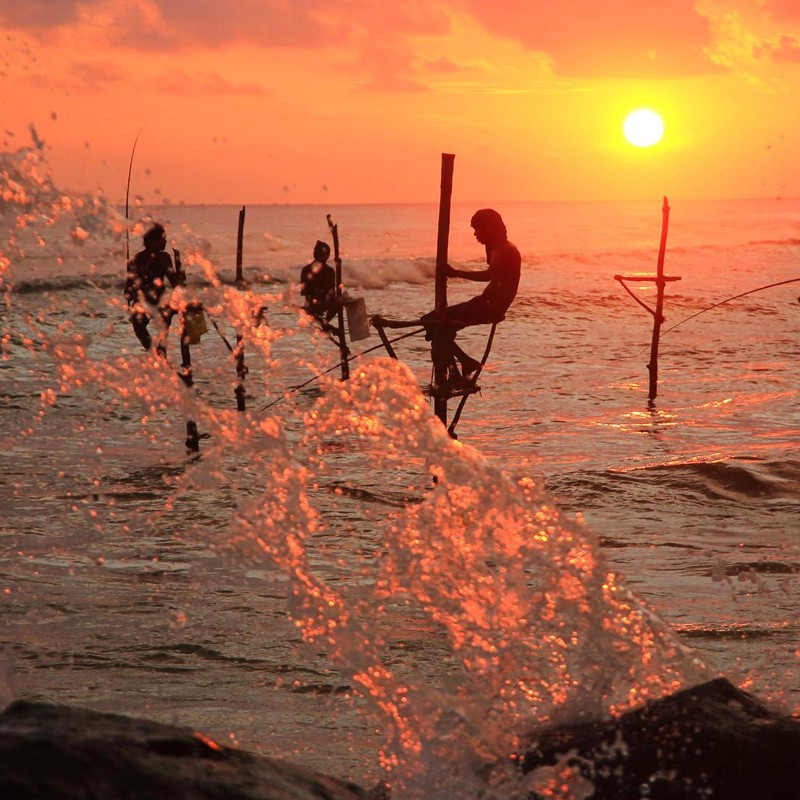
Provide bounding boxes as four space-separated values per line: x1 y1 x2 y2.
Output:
234 332 247 412
235 205 246 286
648 197 670 402
179 338 200 452
433 153 455 427
327 214 350 381
232 205 248 409
614 196 680 404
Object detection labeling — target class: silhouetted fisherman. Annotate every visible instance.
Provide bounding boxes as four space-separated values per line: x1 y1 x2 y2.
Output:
422 208 521 389
125 223 185 354
299 240 341 333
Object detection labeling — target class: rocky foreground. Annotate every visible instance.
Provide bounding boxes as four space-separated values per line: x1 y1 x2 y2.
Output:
1 678 799 799
521 677 800 798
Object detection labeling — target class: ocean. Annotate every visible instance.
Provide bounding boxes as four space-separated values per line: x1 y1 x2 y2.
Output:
1 145 799 797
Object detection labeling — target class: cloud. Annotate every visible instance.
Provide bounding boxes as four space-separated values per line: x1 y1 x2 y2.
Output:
0 0 97 29
461 0 719 78
2 1 740 88
158 71 270 95
761 0 800 24
2 1 452 50
349 42 431 93
69 59 129 89
423 56 466 75
754 34 800 63
151 0 327 48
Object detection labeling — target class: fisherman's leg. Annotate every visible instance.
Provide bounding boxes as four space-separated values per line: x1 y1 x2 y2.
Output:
155 307 175 358
321 314 341 337
130 312 152 351
438 299 490 379
429 327 459 385
452 341 481 379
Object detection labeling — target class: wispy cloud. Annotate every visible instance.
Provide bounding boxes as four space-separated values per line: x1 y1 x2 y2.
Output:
462 0 720 78
158 70 270 95
755 33 800 63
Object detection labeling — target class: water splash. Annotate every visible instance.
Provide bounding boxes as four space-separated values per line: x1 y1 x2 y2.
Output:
1 139 712 798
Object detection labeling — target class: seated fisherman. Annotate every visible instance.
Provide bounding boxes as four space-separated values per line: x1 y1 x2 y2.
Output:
422 208 521 387
125 223 185 353
299 240 338 326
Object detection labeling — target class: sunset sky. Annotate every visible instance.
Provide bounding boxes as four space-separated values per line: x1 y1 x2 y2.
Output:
1 0 798 204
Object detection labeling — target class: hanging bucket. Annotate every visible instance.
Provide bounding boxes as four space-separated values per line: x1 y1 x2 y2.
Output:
345 297 370 341
183 302 208 345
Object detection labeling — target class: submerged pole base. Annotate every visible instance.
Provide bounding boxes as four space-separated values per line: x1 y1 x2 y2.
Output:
234 384 246 412
185 421 200 453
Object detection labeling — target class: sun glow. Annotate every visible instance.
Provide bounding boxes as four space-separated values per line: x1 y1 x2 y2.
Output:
623 109 664 148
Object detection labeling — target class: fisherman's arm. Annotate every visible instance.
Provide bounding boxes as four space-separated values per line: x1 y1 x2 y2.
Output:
446 264 491 282
167 248 186 288
162 251 183 289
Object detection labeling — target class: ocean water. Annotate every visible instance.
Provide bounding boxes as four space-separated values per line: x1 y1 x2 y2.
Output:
1 144 799 797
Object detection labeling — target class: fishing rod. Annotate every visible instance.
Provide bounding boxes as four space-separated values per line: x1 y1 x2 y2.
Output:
661 276 800 336
125 126 144 261
259 327 425 412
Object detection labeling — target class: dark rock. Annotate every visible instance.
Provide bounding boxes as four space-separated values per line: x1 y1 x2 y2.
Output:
0 699 368 800
4 679 799 799
521 677 800 799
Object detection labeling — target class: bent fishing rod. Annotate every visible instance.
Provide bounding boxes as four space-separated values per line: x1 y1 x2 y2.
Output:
661 276 800 336
259 326 425 412
125 126 144 261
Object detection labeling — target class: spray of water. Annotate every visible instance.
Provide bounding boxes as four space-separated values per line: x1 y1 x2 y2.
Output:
1 138 710 798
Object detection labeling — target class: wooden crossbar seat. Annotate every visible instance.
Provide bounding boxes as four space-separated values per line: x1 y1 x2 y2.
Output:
614 274 682 283
425 382 481 400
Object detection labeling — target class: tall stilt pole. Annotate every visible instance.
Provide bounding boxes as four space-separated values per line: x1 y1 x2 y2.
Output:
233 205 248 409
179 338 200 452
648 197 670 402
235 205 246 287
327 214 350 381
433 153 455 427
614 197 680 403
234 333 247 412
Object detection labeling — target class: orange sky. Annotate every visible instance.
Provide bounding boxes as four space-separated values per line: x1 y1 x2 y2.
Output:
1 0 799 204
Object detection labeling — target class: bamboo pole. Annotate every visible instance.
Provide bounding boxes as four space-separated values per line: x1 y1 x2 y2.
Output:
648 196 670 402
433 153 455 426
614 197 680 403
234 333 247 411
235 205 246 286
178 339 200 452
327 214 350 381
232 206 248 409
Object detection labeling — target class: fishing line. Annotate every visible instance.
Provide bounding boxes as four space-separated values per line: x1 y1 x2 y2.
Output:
259 327 425 412
661 276 800 336
125 126 144 261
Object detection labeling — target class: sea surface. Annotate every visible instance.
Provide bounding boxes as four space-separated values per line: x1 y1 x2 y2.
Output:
1 145 799 797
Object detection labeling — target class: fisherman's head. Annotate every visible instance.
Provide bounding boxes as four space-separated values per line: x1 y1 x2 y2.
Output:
313 240 331 262
470 208 507 246
143 223 167 251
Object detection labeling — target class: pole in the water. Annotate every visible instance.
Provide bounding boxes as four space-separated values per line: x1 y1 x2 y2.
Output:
433 153 455 426
648 196 670 402
327 214 350 381
234 206 248 409
235 205 246 286
234 333 247 412
614 196 681 404
178 338 200 452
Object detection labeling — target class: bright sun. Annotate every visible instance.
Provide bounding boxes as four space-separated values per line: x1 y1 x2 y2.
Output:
623 109 664 147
